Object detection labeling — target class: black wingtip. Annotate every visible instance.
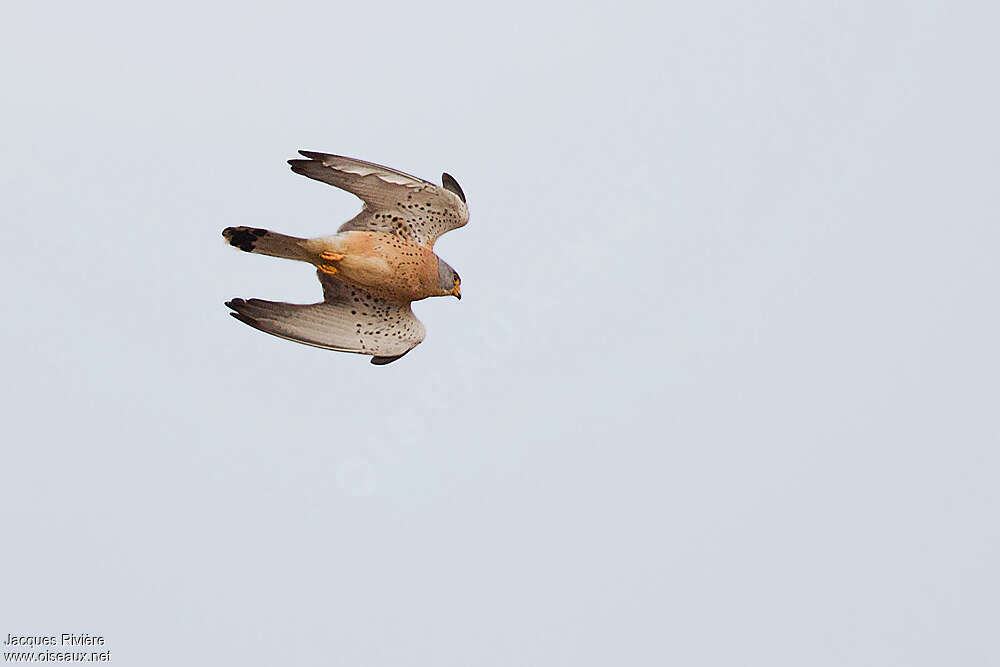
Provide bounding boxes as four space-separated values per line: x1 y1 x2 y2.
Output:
288 160 317 178
441 172 466 203
226 299 257 327
229 311 260 328
298 150 327 160
371 349 412 365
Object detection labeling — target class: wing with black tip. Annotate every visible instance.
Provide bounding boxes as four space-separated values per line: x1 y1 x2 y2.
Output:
225 271 425 363
287 151 469 248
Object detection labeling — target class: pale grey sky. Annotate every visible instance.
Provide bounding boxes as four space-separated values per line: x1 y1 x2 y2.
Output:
2 1 998 665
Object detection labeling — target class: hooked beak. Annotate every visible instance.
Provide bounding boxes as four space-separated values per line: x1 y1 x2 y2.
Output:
451 279 462 300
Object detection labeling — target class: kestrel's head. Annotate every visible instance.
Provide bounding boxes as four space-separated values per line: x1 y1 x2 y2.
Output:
437 259 461 300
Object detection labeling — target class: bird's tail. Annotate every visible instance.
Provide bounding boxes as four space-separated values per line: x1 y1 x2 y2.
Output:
222 226 312 261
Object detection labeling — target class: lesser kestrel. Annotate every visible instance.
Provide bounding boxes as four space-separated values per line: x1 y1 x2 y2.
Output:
223 151 468 365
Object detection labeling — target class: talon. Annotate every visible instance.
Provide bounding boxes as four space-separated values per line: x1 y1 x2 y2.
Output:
318 264 339 275
320 251 345 261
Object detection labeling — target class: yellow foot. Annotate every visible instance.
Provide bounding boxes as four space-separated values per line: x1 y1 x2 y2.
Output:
317 250 345 275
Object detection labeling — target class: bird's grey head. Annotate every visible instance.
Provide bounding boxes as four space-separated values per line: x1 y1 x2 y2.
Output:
437 259 461 300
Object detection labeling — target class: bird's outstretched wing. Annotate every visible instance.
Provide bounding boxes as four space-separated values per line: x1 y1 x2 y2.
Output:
288 151 469 248
226 271 425 364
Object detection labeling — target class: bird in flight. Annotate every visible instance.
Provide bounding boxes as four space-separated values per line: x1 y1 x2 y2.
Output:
223 151 469 365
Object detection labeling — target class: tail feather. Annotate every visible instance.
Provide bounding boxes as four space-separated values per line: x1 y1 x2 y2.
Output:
222 227 310 261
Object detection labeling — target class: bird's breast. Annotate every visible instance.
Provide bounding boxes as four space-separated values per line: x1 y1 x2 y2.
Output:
331 232 438 302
